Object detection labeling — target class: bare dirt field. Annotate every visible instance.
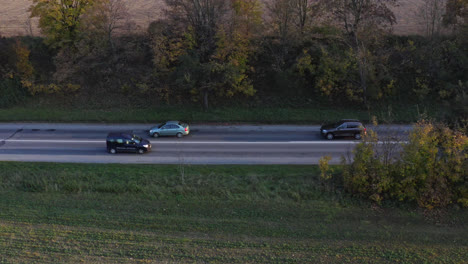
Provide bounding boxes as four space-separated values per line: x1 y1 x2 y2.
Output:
0 0 426 37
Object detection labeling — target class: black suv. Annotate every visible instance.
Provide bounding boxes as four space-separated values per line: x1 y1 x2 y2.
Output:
106 133 151 154
320 119 367 140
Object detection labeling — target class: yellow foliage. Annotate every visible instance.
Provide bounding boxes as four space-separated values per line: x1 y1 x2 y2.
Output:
13 40 36 93
401 120 468 209
21 80 33 89
14 41 34 80
28 83 80 96
65 83 80 93
319 155 333 180
190 89 199 95
30 0 95 47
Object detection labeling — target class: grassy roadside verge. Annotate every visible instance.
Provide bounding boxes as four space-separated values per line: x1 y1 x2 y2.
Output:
1 162 466 263
0 104 439 123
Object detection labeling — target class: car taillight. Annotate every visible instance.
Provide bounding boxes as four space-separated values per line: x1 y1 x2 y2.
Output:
185 127 188 132
364 128 367 134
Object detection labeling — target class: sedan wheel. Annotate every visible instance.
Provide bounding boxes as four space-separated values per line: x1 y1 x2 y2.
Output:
138 148 144 154
326 133 334 140
354 133 362 140
109 148 116 154
176 132 183 138
152 133 159 138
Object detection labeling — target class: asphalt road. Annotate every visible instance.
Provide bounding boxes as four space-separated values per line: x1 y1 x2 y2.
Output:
0 123 411 165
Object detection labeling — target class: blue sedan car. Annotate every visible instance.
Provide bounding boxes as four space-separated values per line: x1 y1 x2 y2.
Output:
149 121 190 138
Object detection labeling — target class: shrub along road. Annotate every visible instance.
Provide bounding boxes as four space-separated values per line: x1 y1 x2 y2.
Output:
0 123 411 164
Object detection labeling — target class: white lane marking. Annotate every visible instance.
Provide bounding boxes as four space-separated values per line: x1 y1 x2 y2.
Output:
3 139 408 144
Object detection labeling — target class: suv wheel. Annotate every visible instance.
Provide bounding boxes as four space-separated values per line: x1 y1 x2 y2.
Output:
138 148 145 154
152 133 159 138
176 132 183 138
109 148 116 154
326 133 334 140
354 133 362 140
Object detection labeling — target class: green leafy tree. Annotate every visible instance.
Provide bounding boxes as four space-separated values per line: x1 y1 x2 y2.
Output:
14 41 35 81
342 126 396 204
342 120 468 208
397 121 468 209
163 0 227 108
296 43 387 103
318 155 335 191
315 47 362 102
163 0 259 109
0 39 30 107
326 0 398 104
164 0 227 63
262 0 323 98
173 27 256 109
29 0 95 48
13 40 35 93
210 0 261 99
149 20 193 98
443 1 468 126
232 0 263 35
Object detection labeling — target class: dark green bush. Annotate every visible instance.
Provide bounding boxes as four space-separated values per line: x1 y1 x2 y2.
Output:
0 78 28 108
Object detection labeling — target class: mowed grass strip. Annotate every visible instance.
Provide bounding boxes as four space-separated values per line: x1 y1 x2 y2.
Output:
0 103 439 123
0 162 466 263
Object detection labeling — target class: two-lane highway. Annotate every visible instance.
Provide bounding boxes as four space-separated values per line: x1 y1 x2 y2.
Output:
0 123 410 164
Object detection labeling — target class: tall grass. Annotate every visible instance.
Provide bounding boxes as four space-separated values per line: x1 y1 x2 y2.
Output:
0 163 326 201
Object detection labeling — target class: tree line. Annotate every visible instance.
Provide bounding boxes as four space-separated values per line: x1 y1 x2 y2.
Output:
0 0 467 124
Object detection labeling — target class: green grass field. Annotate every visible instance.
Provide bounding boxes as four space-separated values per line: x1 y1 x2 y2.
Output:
0 103 440 124
0 162 466 263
